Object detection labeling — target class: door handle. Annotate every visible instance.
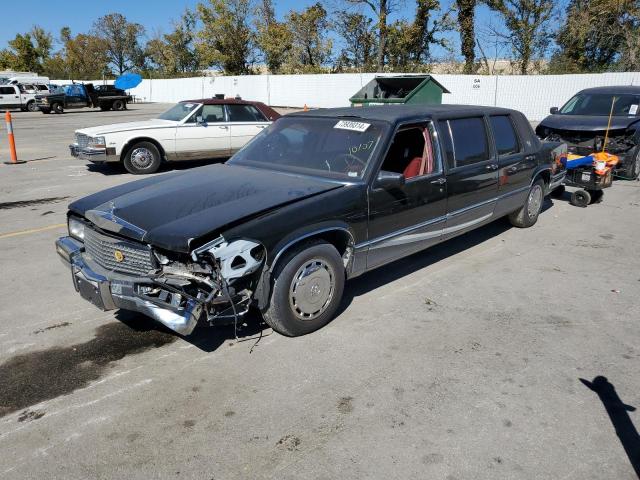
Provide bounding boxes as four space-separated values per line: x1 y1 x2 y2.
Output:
525 155 536 161
430 177 446 185
218 126 229 130
256 125 266 129
507 166 518 173
486 163 499 170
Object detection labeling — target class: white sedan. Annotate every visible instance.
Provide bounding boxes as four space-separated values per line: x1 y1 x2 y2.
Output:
69 99 281 174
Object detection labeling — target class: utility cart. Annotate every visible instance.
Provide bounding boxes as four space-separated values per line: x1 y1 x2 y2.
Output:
552 151 619 207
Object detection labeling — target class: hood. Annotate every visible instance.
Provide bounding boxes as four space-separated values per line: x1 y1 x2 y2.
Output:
539 114 640 132
69 164 343 252
77 119 177 136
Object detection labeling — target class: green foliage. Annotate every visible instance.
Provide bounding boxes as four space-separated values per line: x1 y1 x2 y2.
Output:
255 0 293 73
285 3 332 72
484 0 554 74
456 0 476 73
333 11 377 71
551 0 640 72
0 26 53 74
197 0 255 75
146 9 202 76
93 13 146 75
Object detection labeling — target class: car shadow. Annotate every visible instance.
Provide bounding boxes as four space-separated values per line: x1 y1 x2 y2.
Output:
336 218 514 316
580 376 640 478
85 158 229 176
114 308 269 354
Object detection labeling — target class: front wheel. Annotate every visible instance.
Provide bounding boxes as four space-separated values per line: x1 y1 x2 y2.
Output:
263 240 345 337
509 179 545 228
625 148 640 180
51 102 63 114
570 189 591 207
123 141 162 174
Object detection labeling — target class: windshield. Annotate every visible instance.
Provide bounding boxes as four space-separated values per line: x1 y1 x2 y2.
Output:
157 102 201 122
228 116 387 180
559 93 640 116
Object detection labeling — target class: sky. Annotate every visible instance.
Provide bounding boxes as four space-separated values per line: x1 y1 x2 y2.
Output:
0 0 504 62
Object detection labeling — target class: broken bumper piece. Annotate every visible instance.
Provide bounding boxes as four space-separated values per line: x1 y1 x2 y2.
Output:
55 236 202 335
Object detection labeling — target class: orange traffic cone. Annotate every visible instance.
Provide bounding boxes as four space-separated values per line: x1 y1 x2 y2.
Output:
3 111 25 165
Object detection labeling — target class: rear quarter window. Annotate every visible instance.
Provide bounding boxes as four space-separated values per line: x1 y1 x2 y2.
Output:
490 115 520 156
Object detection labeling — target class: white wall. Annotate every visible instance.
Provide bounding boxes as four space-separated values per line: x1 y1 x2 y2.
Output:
53 72 640 121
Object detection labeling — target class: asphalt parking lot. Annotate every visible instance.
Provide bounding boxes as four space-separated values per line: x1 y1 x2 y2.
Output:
0 104 639 479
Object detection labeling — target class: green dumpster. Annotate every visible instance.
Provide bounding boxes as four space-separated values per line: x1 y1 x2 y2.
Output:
349 75 450 107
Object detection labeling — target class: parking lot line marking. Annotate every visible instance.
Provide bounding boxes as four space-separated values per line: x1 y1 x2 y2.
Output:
0 223 65 240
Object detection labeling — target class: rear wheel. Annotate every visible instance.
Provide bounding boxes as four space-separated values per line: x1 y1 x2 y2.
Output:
570 189 591 208
51 102 63 114
509 179 545 228
26 100 38 112
112 99 125 111
263 240 345 337
123 141 161 174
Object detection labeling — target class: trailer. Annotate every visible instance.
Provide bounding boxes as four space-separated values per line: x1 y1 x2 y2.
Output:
552 152 619 207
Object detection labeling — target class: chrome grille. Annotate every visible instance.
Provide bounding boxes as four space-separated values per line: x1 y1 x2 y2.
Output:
83 227 155 276
76 133 90 148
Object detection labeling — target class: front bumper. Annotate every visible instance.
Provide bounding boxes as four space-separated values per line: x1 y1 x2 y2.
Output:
69 144 118 163
56 236 202 335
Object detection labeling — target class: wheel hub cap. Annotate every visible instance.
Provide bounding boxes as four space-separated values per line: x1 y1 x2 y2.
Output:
528 185 543 219
289 259 334 320
130 148 153 169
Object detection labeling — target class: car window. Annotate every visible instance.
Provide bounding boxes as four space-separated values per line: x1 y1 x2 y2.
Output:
37 84 48 91
227 104 265 122
438 117 490 168
0 87 15 94
201 104 225 123
157 102 201 122
380 123 442 179
490 115 520 156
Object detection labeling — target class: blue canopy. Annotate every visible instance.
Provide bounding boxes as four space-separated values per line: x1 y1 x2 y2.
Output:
114 73 142 90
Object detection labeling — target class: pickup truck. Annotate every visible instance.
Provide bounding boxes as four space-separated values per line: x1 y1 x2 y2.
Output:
56 105 566 338
0 84 39 112
37 83 132 114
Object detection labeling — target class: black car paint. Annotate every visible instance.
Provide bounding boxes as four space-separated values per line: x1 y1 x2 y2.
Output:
68 105 556 309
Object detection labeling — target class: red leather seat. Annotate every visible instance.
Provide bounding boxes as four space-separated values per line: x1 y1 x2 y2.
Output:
403 157 423 179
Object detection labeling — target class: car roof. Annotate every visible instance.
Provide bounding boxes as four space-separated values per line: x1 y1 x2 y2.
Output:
578 85 640 95
181 98 266 106
289 104 519 123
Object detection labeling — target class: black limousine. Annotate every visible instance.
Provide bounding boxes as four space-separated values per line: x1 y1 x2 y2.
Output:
56 105 566 337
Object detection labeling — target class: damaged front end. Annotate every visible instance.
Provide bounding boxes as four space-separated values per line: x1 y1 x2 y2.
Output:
56 218 265 335
537 126 637 161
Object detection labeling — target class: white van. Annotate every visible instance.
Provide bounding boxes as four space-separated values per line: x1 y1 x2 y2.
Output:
6 76 50 86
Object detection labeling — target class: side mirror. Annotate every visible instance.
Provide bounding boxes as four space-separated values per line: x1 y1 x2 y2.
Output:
376 171 405 189
549 107 559 114
196 115 205 125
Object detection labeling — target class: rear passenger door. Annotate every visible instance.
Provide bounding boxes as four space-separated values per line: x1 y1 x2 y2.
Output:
438 116 499 237
0 86 20 108
226 104 269 153
488 114 534 216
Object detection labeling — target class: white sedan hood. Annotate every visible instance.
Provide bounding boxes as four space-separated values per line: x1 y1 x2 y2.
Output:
77 119 177 136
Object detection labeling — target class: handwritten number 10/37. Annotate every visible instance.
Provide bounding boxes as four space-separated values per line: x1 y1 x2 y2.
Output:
348 140 375 155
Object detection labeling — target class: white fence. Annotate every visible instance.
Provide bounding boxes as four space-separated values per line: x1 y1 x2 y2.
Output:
54 72 640 121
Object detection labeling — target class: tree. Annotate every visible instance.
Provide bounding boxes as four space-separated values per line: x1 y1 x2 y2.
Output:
61 30 110 79
147 10 201 75
456 0 476 73
333 11 376 71
197 0 255 75
346 0 400 69
255 0 293 73
285 3 332 72
385 0 453 70
93 13 146 74
484 0 554 74
0 26 53 74
552 0 640 72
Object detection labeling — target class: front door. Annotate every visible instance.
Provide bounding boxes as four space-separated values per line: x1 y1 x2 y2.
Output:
174 104 231 160
437 116 499 238
226 104 270 153
366 123 447 269
0 86 19 108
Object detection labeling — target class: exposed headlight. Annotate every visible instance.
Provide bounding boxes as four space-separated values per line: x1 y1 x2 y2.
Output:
41 97 49 104
88 136 106 148
68 217 85 241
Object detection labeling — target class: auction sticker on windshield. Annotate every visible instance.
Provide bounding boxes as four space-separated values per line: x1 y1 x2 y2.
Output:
334 120 371 132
